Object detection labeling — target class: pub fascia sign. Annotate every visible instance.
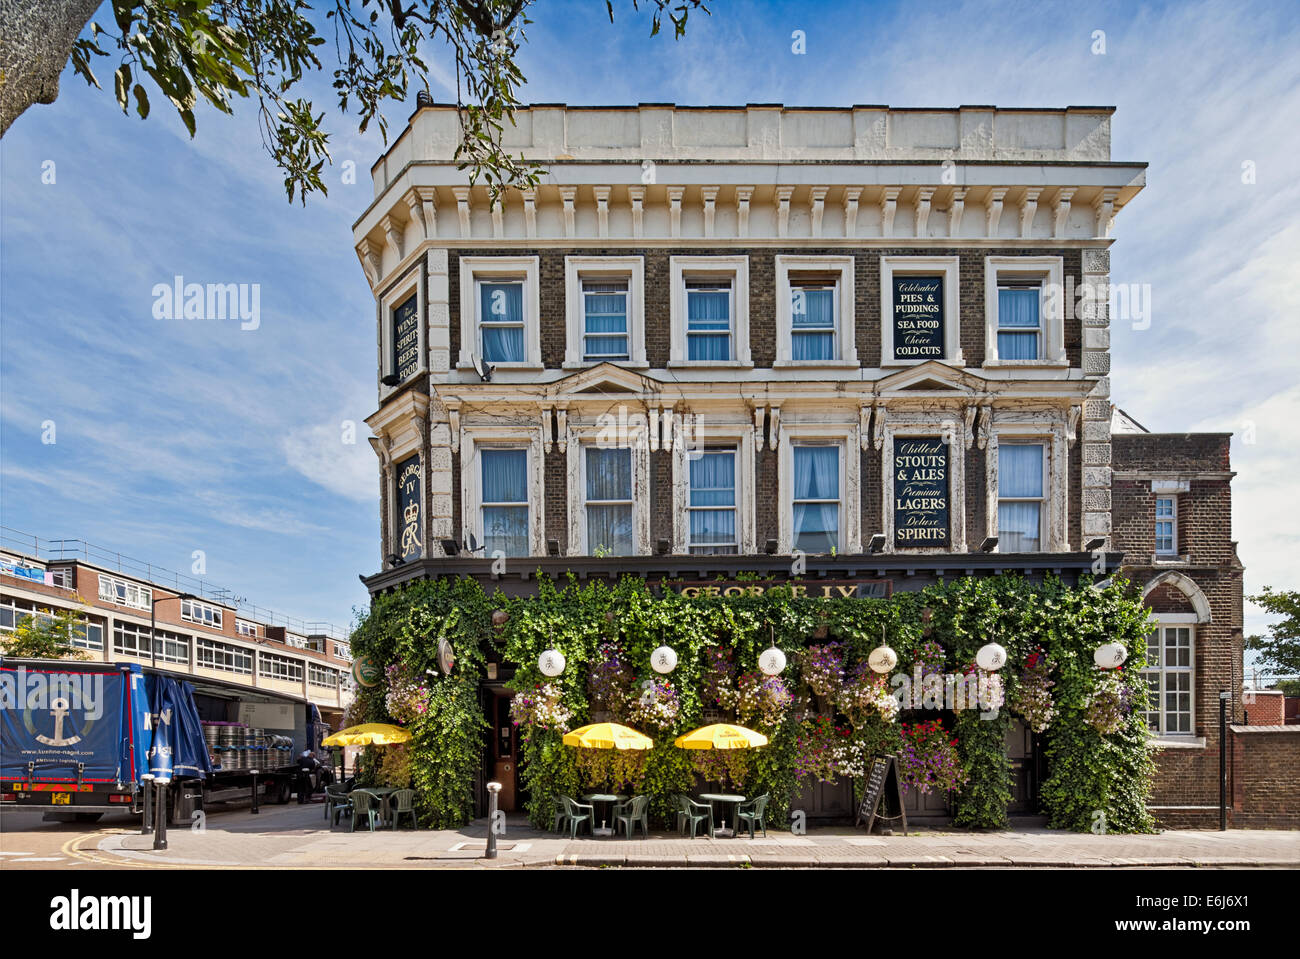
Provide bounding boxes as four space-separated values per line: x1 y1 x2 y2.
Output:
894 437 950 548
396 453 422 562
892 276 944 360
662 579 892 600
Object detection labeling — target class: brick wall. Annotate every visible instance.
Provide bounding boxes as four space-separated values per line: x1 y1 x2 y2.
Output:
1230 726 1300 828
1243 691 1285 727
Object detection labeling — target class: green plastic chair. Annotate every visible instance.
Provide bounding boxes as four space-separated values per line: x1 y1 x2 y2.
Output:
677 795 713 838
560 795 595 839
613 795 650 839
349 789 382 833
324 784 352 827
737 793 770 838
389 789 417 829
551 795 574 834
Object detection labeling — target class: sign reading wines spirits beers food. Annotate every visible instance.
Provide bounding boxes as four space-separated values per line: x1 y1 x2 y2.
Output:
892 276 944 359
894 437 949 547
396 453 422 561
392 293 419 383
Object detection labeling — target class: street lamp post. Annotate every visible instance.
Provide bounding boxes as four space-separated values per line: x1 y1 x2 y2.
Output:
151 592 197 669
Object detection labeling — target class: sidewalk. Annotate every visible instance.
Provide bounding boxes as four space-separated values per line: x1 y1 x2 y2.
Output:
83 803 1300 869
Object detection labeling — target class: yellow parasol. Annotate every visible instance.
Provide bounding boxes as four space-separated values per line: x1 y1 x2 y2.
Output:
322 723 412 747
562 722 654 750
673 723 768 750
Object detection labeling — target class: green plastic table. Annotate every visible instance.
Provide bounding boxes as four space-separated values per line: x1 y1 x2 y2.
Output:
581 793 628 836
698 793 746 837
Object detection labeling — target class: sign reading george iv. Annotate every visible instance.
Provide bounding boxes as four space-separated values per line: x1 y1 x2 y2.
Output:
396 454 422 561
894 438 949 548
892 276 944 359
392 293 419 383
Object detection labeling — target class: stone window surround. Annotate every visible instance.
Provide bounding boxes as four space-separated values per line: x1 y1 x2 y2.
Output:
774 254 858 368
457 255 543 371
983 255 1068 368
459 423 548 558
879 412 968 554
879 255 963 368
668 255 753 368
368 391 429 564
378 273 424 400
985 410 1070 553
562 255 648 369
671 420 757 556
1142 613 1198 741
566 422 653 557
777 421 862 555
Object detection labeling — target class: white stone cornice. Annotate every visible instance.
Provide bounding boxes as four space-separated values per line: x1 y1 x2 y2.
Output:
1094 188 1119 238
593 186 610 238
810 187 828 238
666 187 684 238
452 187 471 238
986 188 1007 237
914 188 934 238
735 186 754 238
842 187 861 237
380 214 403 260
880 188 901 237
357 237 382 287
1019 188 1042 238
775 187 794 237
1053 188 1076 239
559 187 577 238
948 188 966 237
521 187 537 238
627 185 645 238
753 406 765 452
701 186 718 238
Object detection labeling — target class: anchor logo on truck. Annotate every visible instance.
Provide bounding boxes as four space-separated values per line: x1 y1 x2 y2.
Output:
34 697 83 747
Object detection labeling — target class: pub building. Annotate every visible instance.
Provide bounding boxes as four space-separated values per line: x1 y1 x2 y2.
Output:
352 102 1293 828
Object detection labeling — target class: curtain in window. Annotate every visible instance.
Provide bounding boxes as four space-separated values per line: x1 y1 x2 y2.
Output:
997 502 1040 552
997 288 1039 360
482 448 528 556
997 444 1043 552
687 289 731 360
583 283 628 359
480 283 524 362
793 446 839 552
586 448 632 554
792 288 835 360
689 452 736 549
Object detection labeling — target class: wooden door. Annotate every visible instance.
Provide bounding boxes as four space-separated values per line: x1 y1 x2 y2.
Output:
491 692 518 811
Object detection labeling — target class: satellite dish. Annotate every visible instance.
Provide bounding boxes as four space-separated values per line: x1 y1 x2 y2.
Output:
467 532 480 553
471 353 494 382
436 637 455 676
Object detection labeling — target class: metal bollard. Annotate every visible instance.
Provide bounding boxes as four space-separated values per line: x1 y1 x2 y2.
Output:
250 769 260 815
486 781 502 859
153 778 170 850
140 774 154 835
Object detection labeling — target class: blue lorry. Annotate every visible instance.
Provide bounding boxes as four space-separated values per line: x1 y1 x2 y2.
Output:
1 657 319 822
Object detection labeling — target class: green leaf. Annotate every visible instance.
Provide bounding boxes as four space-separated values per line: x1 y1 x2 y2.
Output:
132 84 149 119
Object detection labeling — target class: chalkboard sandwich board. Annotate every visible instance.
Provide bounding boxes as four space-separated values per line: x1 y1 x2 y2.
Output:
855 754 908 835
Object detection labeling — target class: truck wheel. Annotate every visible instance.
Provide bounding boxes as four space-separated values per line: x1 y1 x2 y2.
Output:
276 779 291 804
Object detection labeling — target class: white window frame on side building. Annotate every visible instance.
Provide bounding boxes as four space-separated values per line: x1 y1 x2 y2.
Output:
563 256 647 369
98 574 152 611
668 255 752 368
1141 616 1196 739
983 256 1067 368
775 255 858 368
879 255 962 367
181 598 223 629
457 255 542 371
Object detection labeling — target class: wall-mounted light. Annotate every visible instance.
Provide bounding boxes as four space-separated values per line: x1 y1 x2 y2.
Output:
868 534 886 554
979 536 999 553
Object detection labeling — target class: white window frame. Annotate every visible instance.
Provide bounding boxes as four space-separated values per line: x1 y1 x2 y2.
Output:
983 256 1067 367
181 598 224 630
995 441 1048 553
778 424 861 555
235 619 259 638
776 254 858 367
563 256 646 368
457 255 542 370
1155 496 1178 556
879 255 962 367
672 424 756 555
461 425 547 559
669 255 752 367
982 411 1070 553
259 652 304 682
379 274 424 399
308 663 338 688
197 637 253 674
1141 617 1196 738
570 439 649 557
98 574 152 611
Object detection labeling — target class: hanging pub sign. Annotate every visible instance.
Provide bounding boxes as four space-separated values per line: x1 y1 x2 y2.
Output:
392 293 420 383
396 453 422 562
892 276 945 360
894 437 949 548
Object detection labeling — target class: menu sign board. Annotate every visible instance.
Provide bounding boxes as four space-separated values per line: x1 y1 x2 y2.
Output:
893 438 949 548
396 454 422 561
855 754 908 834
392 293 420 383
892 276 945 360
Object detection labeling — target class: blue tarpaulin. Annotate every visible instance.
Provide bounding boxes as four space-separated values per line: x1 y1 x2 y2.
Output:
0 664 130 783
146 675 213 781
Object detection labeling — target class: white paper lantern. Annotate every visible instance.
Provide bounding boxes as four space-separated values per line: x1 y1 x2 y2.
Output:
758 647 787 676
651 646 678 674
1094 643 1128 669
868 645 898 674
538 649 566 677
976 643 1007 671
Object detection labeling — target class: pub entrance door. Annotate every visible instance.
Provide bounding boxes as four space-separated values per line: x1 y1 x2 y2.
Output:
489 689 518 811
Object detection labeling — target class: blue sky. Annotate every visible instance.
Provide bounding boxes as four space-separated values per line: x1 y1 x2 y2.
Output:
1 0 1297 651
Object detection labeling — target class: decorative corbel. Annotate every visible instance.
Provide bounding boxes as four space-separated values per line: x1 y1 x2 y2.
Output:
447 406 461 453
1094 189 1118 238
842 187 862 237
380 214 403 261
452 187 471 238
661 406 673 452
357 238 382 287
490 197 504 238
521 187 537 238
809 187 828 237
368 431 392 469
628 186 645 239
986 188 1007 237
1053 188 1076 239
559 187 576 238
1067 405 1081 447
914 188 934 238
404 188 427 239
701 186 719 238
735 187 754 238
879 188 900 237
594 186 611 238
767 406 781 450
859 406 872 451
1019 188 1042 238
666 187 684 238
753 407 766 452
775 187 794 238
948 188 966 237
963 405 977 450
872 401 887 451
556 408 568 453
649 407 660 452
542 406 554 454
977 404 993 450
